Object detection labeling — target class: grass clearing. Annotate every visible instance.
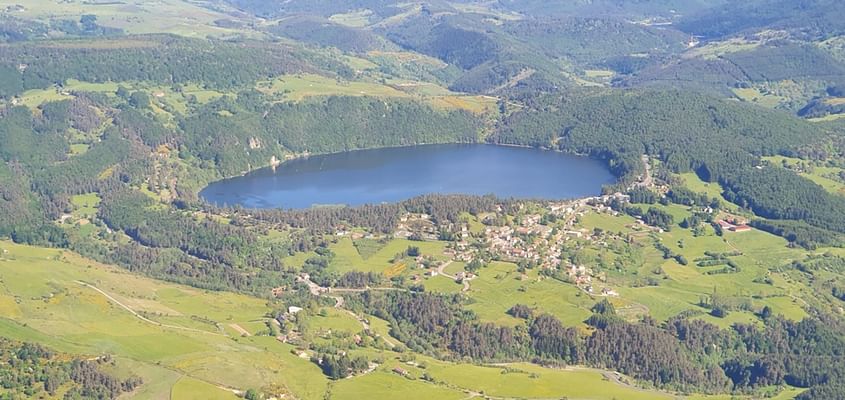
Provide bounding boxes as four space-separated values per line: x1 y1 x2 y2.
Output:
329 237 446 274
426 360 673 400
70 193 101 218
584 69 615 78
330 370 465 400
466 261 594 326
328 10 374 27
677 172 737 210
257 74 409 102
733 87 787 108
0 241 324 398
0 0 251 37
171 376 240 399
684 37 762 60
69 143 90 156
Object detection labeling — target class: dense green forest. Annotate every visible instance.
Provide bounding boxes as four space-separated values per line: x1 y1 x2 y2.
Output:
495 89 819 182
267 17 391 53
494 89 845 246
2 0 845 398
180 94 481 176
677 0 845 39
0 35 353 99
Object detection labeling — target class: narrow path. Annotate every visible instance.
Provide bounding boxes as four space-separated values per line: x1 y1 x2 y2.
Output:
75 281 227 337
640 154 654 188
437 260 456 279
330 287 404 293
229 323 251 337
461 277 474 292
437 260 474 292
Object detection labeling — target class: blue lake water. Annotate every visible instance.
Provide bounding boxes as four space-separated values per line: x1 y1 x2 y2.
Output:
199 144 615 209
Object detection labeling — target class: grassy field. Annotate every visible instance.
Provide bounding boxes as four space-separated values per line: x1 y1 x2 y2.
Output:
684 37 762 60
575 202 810 324
0 240 725 399
463 261 595 326
328 237 447 274
424 360 673 400
732 87 787 108
170 376 240 400
328 10 375 28
258 74 410 102
330 371 466 400
70 192 101 219
12 78 226 117
0 0 252 37
676 172 740 211
256 74 497 114
0 241 329 399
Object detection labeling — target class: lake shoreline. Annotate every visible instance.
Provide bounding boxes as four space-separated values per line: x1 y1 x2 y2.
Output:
200 144 616 210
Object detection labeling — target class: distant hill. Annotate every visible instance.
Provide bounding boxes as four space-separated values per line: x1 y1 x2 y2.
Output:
503 17 688 64
493 0 727 18
266 17 394 53
678 0 845 39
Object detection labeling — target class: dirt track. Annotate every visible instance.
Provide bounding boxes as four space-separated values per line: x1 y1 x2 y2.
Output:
75 280 226 337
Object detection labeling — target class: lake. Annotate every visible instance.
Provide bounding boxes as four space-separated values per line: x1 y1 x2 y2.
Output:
200 144 615 209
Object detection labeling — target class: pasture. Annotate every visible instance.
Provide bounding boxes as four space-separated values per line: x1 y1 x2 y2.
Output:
0 0 249 37
0 241 326 399
328 237 447 274
257 74 410 102
575 201 810 324
0 241 695 400
256 73 496 114
463 261 595 326
0 236 809 400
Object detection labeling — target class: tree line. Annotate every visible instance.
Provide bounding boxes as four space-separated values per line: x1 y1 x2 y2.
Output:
0 338 141 399
354 290 845 397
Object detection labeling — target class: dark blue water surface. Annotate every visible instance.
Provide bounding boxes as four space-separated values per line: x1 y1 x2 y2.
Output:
200 144 615 209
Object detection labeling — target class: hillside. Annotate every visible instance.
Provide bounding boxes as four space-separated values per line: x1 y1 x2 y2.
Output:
2 1 845 400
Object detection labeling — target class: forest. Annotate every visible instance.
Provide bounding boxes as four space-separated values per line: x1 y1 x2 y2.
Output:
0 35 353 99
2 1 845 398
355 290 845 396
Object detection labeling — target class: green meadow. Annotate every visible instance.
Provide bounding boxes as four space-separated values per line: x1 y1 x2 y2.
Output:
1 239 792 399
0 0 249 37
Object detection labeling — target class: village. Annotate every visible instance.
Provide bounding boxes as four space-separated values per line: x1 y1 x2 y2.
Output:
387 193 635 298
388 185 755 300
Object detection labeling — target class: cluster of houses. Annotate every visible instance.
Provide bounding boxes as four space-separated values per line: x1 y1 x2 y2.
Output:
716 219 753 233
444 197 625 296
395 214 439 240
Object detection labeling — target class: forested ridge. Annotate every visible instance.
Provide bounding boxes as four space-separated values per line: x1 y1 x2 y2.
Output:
494 89 845 246
0 35 353 99
2 3 845 397
495 89 819 182
180 94 481 176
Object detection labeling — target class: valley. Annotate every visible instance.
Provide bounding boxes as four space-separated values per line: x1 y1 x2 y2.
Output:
2 1 845 399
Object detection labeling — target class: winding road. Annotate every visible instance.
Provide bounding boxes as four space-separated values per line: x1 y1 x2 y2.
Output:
436 260 473 292
298 276 398 347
